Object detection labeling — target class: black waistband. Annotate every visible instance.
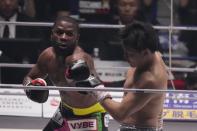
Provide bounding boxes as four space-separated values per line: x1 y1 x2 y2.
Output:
120 125 163 131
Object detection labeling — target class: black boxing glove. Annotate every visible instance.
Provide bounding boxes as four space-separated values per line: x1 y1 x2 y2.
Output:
25 78 49 103
65 59 90 81
75 75 102 87
76 75 111 101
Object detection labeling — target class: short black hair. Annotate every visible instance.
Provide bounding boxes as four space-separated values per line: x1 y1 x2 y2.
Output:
121 21 159 53
52 16 79 33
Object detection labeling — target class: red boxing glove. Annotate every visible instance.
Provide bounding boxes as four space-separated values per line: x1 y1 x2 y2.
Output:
25 78 48 103
29 78 47 86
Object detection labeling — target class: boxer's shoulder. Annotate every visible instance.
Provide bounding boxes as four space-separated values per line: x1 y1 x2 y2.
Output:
72 50 92 61
37 47 57 67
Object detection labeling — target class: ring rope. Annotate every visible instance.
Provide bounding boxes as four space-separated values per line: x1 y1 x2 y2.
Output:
0 91 196 101
0 63 196 72
113 96 197 100
1 21 197 31
0 84 197 94
0 63 33 68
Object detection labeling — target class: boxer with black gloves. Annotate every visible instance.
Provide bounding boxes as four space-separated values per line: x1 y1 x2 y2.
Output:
23 16 108 131
24 78 49 103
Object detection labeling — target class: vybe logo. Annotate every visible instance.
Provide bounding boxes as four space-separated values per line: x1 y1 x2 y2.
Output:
68 119 97 131
71 122 94 129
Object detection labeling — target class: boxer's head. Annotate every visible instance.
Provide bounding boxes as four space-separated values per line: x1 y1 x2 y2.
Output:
51 16 79 56
0 0 19 19
121 21 159 67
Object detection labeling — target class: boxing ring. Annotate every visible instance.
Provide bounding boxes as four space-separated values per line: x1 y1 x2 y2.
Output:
1 1 197 130
0 61 197 131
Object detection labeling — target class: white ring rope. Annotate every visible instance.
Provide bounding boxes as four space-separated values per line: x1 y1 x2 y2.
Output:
113 96 197 100
0 91 196 101
1 21 197 30
0 83 197 94
0 63 33 68
0 21 53 27
0 63 196 72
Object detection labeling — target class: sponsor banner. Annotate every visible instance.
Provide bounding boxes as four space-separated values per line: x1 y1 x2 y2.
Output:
68 118 97 131
96 68 126 81
0 89 42 117
163 92 197 120
95 61 128 81
164 93 197 110
163 109 197 120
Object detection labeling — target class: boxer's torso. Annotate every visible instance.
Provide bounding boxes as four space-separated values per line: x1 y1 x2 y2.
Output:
122 53 167 128
44 47 98 108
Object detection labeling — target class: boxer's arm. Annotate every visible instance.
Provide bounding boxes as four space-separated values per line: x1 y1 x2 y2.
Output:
99 78 156 122
23 64 47 84
86 53 100 78
104 80 125 87
24 49 49 80
97 71 161 122
23 51 49 103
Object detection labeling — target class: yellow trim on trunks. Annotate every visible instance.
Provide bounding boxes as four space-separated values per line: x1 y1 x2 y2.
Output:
62 102 106 116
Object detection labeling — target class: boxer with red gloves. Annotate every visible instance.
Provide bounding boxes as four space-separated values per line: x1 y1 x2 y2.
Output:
24 78 48 103
23 16 108 131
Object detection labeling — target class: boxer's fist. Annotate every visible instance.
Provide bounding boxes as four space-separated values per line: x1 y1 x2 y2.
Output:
75 75 102 87
93 85 112 102
25 78 49 103
65 59 90 81
27 78 47 86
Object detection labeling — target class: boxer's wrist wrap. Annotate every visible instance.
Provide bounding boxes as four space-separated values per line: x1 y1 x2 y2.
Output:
94 85 112 102
25 78 49 103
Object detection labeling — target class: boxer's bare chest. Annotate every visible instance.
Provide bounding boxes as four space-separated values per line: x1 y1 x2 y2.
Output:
42 54 97 107
47 57 68 86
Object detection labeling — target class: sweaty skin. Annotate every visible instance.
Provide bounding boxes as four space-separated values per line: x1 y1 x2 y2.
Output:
23 19 98 108
100 52 168 128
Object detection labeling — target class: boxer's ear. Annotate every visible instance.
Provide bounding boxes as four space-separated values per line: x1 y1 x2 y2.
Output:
51 30 56 40
141 49 149 56
75 34 80 44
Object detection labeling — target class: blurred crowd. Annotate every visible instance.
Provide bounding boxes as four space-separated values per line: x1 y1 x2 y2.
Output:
0 0 197 90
